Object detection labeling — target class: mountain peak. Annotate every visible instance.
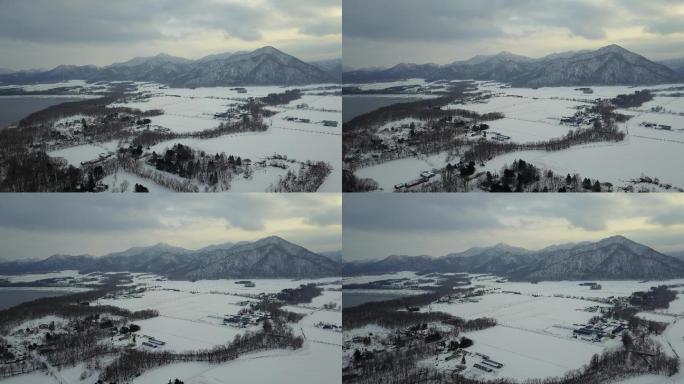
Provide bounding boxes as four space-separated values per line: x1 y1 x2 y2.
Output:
598 44 628 53
600 234 630 242
253 46 282 55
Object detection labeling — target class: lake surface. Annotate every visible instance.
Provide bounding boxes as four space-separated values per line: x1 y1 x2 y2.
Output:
0 289 73 310
343 96 421 122
0 97 80 129
343 290 411 309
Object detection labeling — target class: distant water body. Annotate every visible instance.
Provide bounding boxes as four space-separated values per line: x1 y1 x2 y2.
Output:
343 96 421 123
0 97 80 129
0 289 73 310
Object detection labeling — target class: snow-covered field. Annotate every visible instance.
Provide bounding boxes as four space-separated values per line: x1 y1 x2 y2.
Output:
351 79 684 191
48 140 120 166
108 274 343 384
2 273 341 383
344 272 684 382
29 81 341 192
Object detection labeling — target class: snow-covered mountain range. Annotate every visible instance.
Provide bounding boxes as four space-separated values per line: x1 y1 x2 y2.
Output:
344 45 681 87
0 47 338 86
343 236 684 281
0 236 340 279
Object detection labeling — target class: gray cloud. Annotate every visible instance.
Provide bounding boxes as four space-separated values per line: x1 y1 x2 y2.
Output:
343 0 684 68
0 195 341 260
343 195 684 261
0 0 341 70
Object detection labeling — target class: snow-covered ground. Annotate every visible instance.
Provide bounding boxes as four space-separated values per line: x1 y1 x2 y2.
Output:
352 80 684 191
48 140 120 166
27 81 341 192
3 273 341 383
113 275 343 384
344 272 684 382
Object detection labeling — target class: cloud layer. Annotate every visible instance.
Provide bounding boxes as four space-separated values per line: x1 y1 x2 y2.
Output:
343 194 684 261
0 0 341 70
0 194 341 260
343 0 684 68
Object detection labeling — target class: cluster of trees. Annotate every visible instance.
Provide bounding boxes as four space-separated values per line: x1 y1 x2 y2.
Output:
0 151 83 192
132 114 268 147
147 144 248 189
0 85 275 191
418 159 611 193
460 119 624 165
100 291 307 383
259 89 302 105
344 276 496 331
628 286 678 311
342 170 379 192
268 161 332 192
0 277 160 378
0 280 157 334
611 90 654 108
346 328 678 384
101 327 304 382
343 106 503 170
275 284 323 305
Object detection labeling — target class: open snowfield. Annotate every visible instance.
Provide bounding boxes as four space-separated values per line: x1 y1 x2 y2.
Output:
351 80 684 190
348 78 429 91
354 152 447 191
0 270 84 283
117 277 342 384
343 271 436 285
0 80 89 92
344 272 684 382
3 273 341 384
429 293 611 330
130 340 341 384
456 325 607 381
48 140 120 166
101 170 172 192
121 83 343 192
26 80 341 192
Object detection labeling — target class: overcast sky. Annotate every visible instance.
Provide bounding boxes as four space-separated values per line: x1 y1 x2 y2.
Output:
343 0 684 69
0 0 341 71
0 194 341 261
343 195 684 261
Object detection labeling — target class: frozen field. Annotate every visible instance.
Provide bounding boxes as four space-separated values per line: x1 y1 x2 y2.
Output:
352 80 684 191
118 276 342 384
3 273 341 384
354 152 447 191
457 326 606 381
48 140 120 165
31 81 341 192
344 272 684 382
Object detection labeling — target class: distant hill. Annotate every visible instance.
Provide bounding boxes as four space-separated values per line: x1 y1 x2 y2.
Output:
659 57 684 79
319 250 343 263
669 250 684 261
344 45 681 87
0 47 338 87
309 58 342 82
0 236 340 279
343 236 684 281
